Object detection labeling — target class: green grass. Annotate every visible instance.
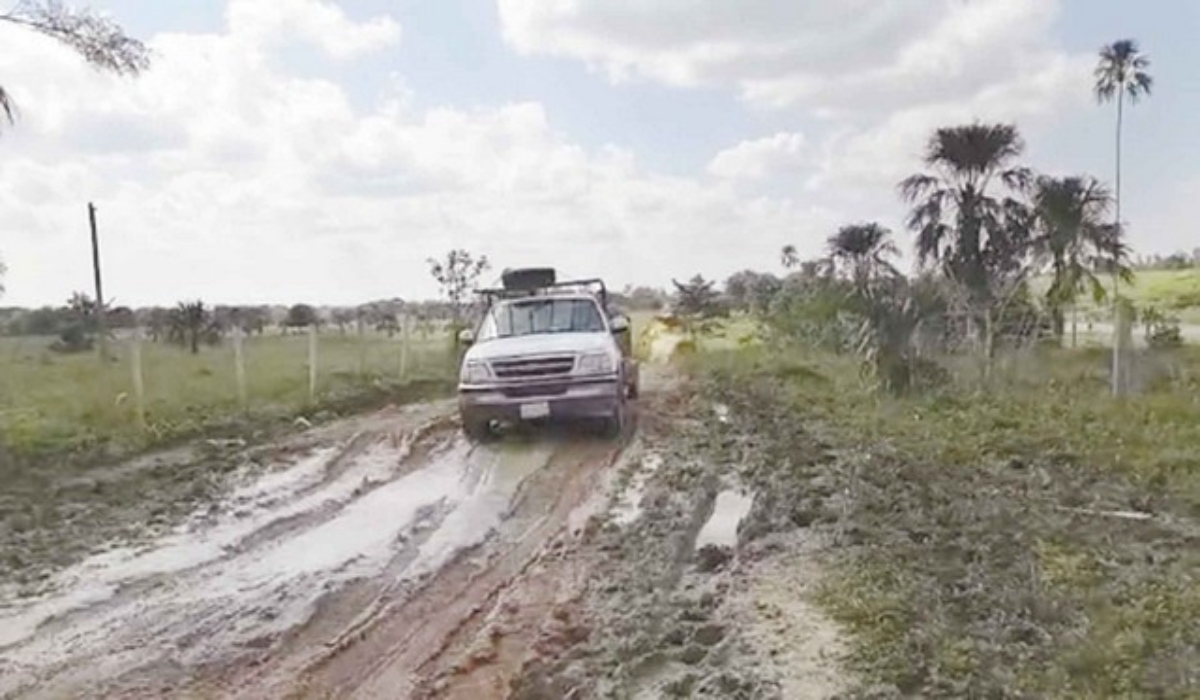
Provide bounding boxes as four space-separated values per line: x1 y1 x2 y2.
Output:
0 330 458 465
695 344 1200 698
1033 268 1200 323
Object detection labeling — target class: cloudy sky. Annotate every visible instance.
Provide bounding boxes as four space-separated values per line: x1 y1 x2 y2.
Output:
0 0 1195 307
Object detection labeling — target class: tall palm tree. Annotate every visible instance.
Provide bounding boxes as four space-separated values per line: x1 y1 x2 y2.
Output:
1032 175 1131 343
898 123 1033 303
825 222 900 290
1095 39 1151 395
780 244 799 269
1094 40 1152 241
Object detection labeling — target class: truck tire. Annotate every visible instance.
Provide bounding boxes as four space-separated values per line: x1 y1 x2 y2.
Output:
602 399 627 439
463 416 495 442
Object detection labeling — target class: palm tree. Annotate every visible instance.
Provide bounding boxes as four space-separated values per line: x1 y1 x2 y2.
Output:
898 123 1033 303
169 300 213 354
1094 40 1152 241
780 244 799 269
825 223 900 290
0 3 149 131
1095 39 1151 395
1032 175 1131 344
0 86 13 127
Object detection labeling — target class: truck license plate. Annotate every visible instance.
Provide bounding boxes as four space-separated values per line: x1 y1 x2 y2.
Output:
519 402 550 419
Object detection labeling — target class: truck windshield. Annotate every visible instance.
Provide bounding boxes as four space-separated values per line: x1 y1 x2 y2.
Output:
476 298 606 341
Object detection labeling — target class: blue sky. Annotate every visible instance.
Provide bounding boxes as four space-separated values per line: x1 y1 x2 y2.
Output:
0 0 1195 306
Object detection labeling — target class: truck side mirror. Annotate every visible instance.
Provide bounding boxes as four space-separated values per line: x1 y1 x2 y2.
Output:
458 328 476 346
610 315 630 334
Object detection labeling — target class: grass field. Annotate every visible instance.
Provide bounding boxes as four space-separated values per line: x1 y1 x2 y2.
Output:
0 330 458 466
1033 268 1200 323
697 342 1200 697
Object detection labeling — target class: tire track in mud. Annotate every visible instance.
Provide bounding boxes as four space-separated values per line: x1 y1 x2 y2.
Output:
2 358 689 700
0 405 464 700
270 433 627 699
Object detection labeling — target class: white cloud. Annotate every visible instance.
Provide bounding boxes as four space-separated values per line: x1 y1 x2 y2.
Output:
708 132 805 180
225 0 401 59
0 1 821 306
814 52 1095 193
0 0 1109 307
498 0 1065 113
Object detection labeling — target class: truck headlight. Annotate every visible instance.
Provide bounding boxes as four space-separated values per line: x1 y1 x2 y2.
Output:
577 352 614 375
460 360 491 384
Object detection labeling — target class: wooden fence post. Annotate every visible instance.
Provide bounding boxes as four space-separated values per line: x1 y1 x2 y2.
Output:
356 315 366 377
399 314 410 381
233 327 248 410
308 324 318 404
130 328 146 429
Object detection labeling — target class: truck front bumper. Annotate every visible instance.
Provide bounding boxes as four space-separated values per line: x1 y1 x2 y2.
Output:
458 376 622 426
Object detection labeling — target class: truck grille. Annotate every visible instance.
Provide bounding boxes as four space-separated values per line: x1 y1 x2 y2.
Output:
502 383 569 398
490 355 575 379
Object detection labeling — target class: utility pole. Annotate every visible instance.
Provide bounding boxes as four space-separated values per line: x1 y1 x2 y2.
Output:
89 202 108 362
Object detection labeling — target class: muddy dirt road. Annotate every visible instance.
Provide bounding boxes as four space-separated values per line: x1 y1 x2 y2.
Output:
0 365 848 699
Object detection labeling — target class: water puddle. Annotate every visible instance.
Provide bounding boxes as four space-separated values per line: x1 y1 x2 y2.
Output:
695 490 754 550
406 441 554 578
610 452 664 526
0 431 560 692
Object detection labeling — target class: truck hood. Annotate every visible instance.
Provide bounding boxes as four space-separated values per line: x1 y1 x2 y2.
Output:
466 332 615 362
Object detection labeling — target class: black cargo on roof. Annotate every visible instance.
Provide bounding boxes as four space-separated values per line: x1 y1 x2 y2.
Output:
501 267 556 291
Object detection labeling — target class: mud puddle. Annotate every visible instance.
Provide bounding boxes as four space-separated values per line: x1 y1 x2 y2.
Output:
0 399 628 700
695 489 753 550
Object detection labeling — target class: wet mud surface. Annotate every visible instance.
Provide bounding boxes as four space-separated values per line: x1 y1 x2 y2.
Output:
0 365 850 699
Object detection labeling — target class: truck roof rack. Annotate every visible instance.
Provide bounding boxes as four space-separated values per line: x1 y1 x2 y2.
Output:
476 277 608 309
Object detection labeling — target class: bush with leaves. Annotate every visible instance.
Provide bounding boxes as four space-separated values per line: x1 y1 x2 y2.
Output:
48 292 107 354
763 272 857 352
670 275 728 342
1138 305 1183 349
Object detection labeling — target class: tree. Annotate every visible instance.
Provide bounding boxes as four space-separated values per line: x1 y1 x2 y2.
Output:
1095 40 1152 248
427 249 490 332
48 291 107 353
330 308 356 335
139 306 170 342
168 300 215 354
0 1 150 131
623 285 669 312
1095 39 1152 395
1031 175 1131 342
240 306 270 335
284 303 318 330
825 222 900 291
723 270 758 312
0 256 6 299
781 245 799 269
671 275 728 340
899 123 1033 300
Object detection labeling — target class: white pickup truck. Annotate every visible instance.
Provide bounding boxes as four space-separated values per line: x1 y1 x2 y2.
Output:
456 268 638 441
